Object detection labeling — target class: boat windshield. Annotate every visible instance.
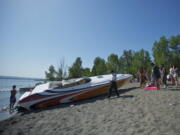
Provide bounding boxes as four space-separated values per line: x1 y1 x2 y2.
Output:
62 77 91 88
49 81 62 89
48 77 91 89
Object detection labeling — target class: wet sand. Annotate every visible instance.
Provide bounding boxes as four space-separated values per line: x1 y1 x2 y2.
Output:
0 83 180 135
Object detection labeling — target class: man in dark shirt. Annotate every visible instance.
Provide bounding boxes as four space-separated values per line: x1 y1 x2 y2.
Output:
108 71 119 98
160 64 167 88
10 85 17 111
151 63 161 89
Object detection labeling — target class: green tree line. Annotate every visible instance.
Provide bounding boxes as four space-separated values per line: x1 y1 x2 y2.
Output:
45 35 180 81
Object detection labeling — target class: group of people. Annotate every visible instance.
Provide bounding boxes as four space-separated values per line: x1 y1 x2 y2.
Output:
138 63 179 89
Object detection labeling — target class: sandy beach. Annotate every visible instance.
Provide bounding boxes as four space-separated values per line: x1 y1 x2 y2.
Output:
0 82 180 135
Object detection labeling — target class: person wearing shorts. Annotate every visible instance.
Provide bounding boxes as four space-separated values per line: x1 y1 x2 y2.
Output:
151 63 161 89
10 85 17 111
173 65 179 87
108 71 119 98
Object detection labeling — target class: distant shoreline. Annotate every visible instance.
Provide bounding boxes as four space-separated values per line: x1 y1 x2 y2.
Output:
0 76 45 81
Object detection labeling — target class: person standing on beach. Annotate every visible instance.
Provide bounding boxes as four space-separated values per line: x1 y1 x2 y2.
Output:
138 67 147 88
108 71 119 98
159 64 167 88
10 85 17 111
151 63 161 89
172 65 179 87
169 65 175 85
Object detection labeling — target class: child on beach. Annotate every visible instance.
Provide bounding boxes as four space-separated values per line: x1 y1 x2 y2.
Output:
10 85 17 111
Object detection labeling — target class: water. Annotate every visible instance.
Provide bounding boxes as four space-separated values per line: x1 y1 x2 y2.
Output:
0 77 43 121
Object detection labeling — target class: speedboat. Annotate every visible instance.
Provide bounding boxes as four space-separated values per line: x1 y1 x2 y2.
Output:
17 74 132 110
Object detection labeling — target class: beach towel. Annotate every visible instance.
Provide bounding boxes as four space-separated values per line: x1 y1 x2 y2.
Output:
144 83 160 90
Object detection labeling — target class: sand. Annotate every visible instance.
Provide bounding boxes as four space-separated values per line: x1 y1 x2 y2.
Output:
0 83 180 135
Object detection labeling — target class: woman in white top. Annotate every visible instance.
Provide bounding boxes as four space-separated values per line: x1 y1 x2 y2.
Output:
169 66 175 85
173 65 179 87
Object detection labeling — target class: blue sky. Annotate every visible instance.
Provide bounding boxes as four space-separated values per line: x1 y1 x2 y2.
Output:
0 0 180 78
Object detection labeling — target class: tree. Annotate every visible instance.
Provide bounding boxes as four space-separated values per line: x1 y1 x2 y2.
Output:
56 58 67 80
152 35 180 74
45 65 57 81
169 35 180 73
68 57 83 78
118 56 126 74
131 49 151 76
92 57 107 75
82 68 92 77
106 53 120 73
169 35 180 50
152 36 170 66
119 50 135 74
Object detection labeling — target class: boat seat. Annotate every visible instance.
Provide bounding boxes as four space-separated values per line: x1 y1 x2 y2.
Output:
49 81 63 89
62 77 91 88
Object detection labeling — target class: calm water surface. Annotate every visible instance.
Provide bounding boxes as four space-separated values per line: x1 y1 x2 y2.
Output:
0 77 43 121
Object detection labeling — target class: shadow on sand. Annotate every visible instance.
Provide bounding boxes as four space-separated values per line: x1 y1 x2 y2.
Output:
19 86 138 115
160 86 180 91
